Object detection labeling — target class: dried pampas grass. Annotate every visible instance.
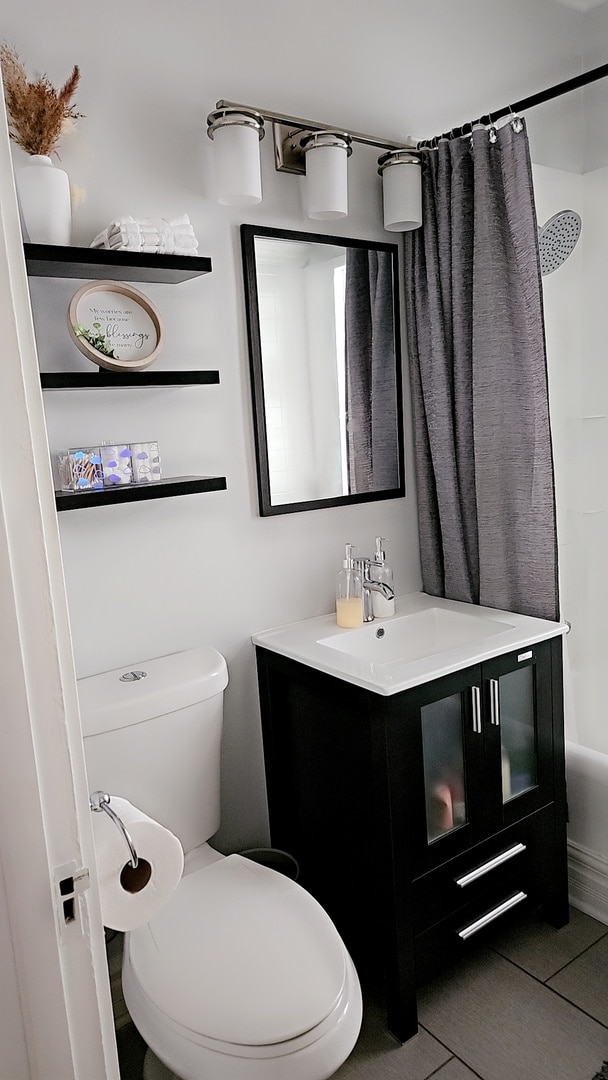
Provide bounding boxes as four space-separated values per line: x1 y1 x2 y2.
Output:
0 44 82 157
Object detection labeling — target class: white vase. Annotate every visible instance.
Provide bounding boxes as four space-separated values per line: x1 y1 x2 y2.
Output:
15 154 71 245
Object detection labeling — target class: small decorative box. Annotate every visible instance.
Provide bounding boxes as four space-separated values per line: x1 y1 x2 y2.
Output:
130 441 162 483
57 447 104 492
100 443 133 486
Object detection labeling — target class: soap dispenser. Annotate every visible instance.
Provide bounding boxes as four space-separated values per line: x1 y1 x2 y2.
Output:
370 536 395 618
336 543 363 628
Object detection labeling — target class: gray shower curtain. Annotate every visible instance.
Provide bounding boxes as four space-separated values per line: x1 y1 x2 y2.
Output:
404 119 559 621
345 248 400 493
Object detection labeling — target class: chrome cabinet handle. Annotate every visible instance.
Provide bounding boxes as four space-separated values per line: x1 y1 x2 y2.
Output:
471 685 481 733
458 891 527 939
455 842 526 887
490 678 500 726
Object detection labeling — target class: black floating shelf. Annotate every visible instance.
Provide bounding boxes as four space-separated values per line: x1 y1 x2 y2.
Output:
41 370 220 390
25 244 212 284
55 475 227 512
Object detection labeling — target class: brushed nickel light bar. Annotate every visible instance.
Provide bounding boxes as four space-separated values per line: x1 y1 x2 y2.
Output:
206 98 422 228
212 97 418 175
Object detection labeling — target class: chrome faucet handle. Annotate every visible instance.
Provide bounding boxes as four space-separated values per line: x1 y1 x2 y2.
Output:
353 556 372 580
352 558 376 621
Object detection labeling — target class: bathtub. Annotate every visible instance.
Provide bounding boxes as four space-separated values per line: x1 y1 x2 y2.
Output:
565 740 608 925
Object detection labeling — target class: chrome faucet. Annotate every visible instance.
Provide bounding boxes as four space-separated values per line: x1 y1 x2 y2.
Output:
353 557 395 623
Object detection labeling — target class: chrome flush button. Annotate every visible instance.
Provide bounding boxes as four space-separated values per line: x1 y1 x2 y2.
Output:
119 670 148 682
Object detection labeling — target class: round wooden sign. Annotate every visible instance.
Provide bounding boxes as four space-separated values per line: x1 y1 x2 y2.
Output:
68 280 164 371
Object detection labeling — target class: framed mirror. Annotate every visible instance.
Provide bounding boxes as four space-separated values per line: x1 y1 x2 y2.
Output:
240 222 406 514
241 224 405 516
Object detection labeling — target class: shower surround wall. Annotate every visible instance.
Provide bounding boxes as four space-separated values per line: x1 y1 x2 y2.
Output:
534 159 608 922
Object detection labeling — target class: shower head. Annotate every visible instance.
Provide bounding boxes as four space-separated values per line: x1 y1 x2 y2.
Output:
538 210 581 276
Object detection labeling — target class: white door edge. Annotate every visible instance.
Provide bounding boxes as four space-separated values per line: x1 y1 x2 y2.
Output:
0 72 119 1080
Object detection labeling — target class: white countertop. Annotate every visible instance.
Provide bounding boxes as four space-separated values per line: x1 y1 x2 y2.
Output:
252 592 568 696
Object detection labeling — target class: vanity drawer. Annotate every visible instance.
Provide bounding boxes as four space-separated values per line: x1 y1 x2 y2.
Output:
411 807 553 934
415 885 533 985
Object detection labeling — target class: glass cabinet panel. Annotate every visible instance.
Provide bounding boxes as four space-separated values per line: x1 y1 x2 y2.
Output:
496 666 537 802
421 693 467 843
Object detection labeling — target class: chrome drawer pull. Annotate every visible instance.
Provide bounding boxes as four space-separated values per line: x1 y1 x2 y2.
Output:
471 685 482 734
455 842 526 887
458 891 527 940
490 678 500 726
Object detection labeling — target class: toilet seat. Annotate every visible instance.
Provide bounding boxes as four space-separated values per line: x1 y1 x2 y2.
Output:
127 855 348 1047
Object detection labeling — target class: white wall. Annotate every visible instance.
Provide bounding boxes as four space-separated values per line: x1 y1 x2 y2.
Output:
530 6 608 760
576 163 608 755
1 0 591 854
536 159 608 759
532 164 584 747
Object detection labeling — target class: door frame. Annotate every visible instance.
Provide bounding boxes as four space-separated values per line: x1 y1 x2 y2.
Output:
0 75 119 1080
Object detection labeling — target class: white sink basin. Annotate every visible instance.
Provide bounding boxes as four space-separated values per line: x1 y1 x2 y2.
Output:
252 593 568 696
317 607 514 667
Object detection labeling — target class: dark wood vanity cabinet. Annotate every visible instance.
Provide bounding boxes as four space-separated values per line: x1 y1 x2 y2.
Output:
255 635 568 1043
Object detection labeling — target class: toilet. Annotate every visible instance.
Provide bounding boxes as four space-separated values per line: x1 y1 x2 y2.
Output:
78 646 362 1080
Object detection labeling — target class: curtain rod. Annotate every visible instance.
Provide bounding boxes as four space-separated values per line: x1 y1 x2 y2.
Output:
436 61 608 142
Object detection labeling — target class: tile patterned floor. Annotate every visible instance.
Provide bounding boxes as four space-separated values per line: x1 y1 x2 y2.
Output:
113 905 608 1080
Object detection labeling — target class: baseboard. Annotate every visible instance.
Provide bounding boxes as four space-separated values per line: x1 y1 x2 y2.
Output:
568 839 608 926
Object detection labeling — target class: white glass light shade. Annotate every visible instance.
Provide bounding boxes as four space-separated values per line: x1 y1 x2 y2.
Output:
207 109 264 206
378 151 422 232
302 132 352 220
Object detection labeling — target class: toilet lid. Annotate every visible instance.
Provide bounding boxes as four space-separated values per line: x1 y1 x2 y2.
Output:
127 855 347 1046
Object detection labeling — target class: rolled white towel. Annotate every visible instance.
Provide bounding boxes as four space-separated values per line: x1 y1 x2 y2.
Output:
97 233 165 253
165 213 191 228
91 213 199 255
90 227 110 249
107 220 166 252
91 218 142 249
172 233 198 245
107 215 139 239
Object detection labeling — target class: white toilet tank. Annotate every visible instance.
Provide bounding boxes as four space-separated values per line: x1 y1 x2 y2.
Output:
78 647 228 854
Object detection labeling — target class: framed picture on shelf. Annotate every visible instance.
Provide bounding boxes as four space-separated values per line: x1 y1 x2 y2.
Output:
67 280 164 372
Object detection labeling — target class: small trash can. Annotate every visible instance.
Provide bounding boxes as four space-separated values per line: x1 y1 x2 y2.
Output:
238 847 300 881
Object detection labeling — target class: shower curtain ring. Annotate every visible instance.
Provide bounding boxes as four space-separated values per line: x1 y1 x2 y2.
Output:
508 105 524 133
488 113 498 143
461 120 473 150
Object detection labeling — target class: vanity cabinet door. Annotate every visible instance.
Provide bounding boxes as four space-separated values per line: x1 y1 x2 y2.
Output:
387 640 556 876
482 638 555 832
385 664 487 875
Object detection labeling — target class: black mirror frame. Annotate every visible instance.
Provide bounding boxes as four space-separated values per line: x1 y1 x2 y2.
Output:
241 223 406 516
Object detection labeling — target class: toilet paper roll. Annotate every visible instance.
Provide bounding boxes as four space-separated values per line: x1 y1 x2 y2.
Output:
91 796 184 931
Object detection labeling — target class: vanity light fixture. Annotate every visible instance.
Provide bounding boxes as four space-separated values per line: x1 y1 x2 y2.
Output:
206 106 265 206
206 99 423 230
301 130 352 219
377 150 423 232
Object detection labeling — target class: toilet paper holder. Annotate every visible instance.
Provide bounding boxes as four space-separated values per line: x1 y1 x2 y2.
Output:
89 790 139 868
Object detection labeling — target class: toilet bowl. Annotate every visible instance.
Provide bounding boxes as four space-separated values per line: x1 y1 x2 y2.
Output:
123 852 362 1080
79 647 362 1080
